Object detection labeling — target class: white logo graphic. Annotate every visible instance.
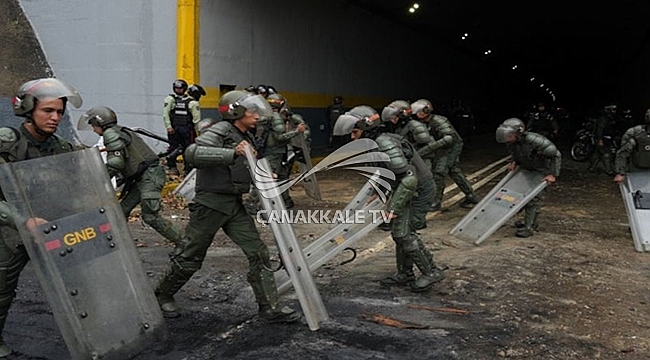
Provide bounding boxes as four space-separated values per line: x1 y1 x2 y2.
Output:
254 138 396 202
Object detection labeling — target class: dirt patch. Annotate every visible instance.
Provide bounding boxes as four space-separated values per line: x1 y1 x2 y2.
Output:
6 133 650 360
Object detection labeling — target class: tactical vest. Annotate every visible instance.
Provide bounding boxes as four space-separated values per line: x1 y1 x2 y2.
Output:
632 127 650 168
381 133 433 182
508 134 551 173
117 127 159 178
196 122 252 195
0 126 72 163
170 95 192 127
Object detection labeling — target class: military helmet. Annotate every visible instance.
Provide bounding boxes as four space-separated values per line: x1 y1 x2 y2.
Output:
496 117 525 143
266 85 278 95
411 99 433 116
333 105 381 135
267 93 287 110
172 79 188 93
381 99 412 123
218 90 273 120
77 106 118 130
604 103 617 114
12 78 83 117
188 84 206 100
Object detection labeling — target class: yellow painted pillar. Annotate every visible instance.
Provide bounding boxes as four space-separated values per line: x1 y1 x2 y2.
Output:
177 0 199 84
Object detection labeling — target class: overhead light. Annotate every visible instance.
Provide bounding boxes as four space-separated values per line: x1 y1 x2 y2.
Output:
512 65 518 70
484 49 491 55
409 7 415 13
413 3 420 9
539 84 544 88
530 77 535 81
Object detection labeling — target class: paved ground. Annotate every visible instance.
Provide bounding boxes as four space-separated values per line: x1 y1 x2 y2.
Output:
5 133 650 360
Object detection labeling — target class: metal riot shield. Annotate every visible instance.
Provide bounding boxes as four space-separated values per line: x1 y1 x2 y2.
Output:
244 146 329 331
290 134 322 200
449 168 547 245
275 171 387 294
619 171 650 252
0 148 166 360
171 167 197 200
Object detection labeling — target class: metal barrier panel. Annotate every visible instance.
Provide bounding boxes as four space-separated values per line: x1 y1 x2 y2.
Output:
619 172 650 252
449 168 547 245
291 134 322 200
172 168 196 200
245 146 329 331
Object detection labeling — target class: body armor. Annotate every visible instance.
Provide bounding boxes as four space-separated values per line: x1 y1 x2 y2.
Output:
103 126 158 179
189 121 253 194
170 95 193 127
507 132 561 176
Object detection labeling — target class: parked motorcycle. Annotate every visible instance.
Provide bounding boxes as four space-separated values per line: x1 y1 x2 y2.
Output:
570 118 597 162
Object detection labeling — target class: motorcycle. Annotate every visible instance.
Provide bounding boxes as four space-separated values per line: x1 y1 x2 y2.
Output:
570 118 597 162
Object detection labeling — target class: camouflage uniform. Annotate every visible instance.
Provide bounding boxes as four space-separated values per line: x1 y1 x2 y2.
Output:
102 125 182 244
391 118 435 229
419 114 477 209
615 124 650 176
155 118 299 322
506 132 561 235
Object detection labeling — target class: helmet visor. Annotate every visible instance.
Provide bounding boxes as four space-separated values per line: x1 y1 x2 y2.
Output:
22 78 83 109
381 106 400 123
76 112 97 131
496 125 517 143
238 93 273 118
333 114 360 136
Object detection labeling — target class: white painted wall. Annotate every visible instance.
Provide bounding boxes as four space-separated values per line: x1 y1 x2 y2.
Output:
19 0 176 151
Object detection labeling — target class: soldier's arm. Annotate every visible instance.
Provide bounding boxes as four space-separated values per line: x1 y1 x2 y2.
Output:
190 100 201 126
162 95 174 130
103 128 128 179
294 114 311 143
386 168 418 217
184 122 236 168
418 117 454 157
615 128 637 175
534 135 562 177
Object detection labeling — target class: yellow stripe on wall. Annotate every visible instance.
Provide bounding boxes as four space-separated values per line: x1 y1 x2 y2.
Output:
177 0 199 84
199 87 392 110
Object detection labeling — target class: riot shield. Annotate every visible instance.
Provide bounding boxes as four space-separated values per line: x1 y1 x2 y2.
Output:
172 167 197 200
290 134 322 200
275 171 387 294
619 171 650 252
244 146 328 331
449 168 547 245
0 148 166 360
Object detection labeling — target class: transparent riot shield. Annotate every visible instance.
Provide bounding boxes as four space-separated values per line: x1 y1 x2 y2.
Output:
0 148 166 360
619 171 650 252
290 134 322 200
449 168 547 245
172 167 197 201
244 146 328 331
275 171 387 294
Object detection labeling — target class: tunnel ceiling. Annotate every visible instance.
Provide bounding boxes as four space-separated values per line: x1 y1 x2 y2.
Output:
347 0 650 107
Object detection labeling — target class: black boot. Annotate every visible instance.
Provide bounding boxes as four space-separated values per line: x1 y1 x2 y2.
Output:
460 193 479 208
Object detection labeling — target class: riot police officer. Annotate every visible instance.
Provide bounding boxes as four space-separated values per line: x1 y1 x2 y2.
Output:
0 78 83 357
525 102 559 141
326 96 346 148
614 108 650 184
410 99 479 211
154 90 301 323
163 79 200 175
380 99 436 228
259 93 306 208
79 106 182 246
496 118 561 237
592 103 621 175
334 105 445 292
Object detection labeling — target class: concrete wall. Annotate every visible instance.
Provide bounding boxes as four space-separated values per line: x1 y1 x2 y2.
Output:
17 0 504 150
19 0 176 151
198 0 488 147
